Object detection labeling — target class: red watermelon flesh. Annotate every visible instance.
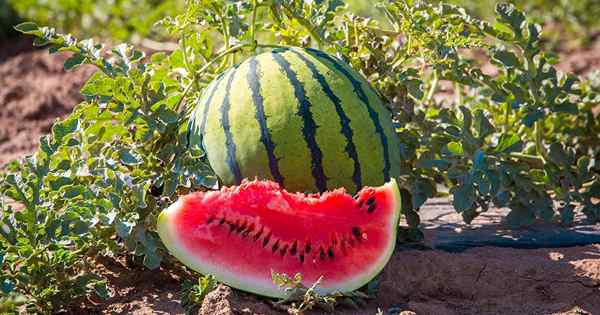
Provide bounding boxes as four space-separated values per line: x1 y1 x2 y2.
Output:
157 179 401 298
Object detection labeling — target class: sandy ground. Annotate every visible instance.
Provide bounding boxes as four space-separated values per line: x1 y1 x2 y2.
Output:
1 37 599 315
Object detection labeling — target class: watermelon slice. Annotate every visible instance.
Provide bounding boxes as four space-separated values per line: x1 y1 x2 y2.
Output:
157 179 401 298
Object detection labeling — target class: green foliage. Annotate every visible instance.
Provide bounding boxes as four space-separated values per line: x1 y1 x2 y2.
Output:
8 0 185 41
181 275 217 315
2 0 599 312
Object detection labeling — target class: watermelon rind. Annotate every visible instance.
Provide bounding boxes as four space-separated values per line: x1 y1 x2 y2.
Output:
157 179 401 298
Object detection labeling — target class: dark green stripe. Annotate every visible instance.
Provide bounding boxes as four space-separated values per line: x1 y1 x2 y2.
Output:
271 51 328 192
305 48 392 181
288 49 362 192
248 57 284 186
199 72 227 136
221 66 242 184
187 73 224 149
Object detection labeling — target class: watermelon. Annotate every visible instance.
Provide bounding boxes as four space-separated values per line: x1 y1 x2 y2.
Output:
188 47 401 194
157 179 401 297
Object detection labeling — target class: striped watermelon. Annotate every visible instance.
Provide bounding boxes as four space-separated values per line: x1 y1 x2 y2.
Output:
189 47 401 194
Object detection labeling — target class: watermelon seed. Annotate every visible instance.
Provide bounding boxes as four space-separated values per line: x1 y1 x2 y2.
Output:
262 231 272 247
206 217 215 225
305 241 312 254
236 220 247 233
352 227 362 241
228 222 237 233
299 253 305 264
246 223 255 234
327 247 335 259
331 233 338 247
272 239 280 253
253 227 264 242
241 229 251 238
367 204 376 213
319 247 326 261
290 240 298 255
280 244 289 257
218 217 226 225
367 196 376 205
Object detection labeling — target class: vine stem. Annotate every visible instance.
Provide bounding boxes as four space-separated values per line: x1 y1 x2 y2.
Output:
503 101 511 134
424 71 439 105
250 0 258 50
454 82 463 107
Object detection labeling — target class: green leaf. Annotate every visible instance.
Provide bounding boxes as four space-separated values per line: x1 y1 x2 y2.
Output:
119 150 142 166
52 117 80 143
452 177 475 212
94 281 111 300
14 22 39 34
494 134 523 154
447 141 464 155
1 279 14 294
64 54 85 71
492 49 520 68
506 206 536 227
548 142 569 165
143 251 161 269
474 110 494 139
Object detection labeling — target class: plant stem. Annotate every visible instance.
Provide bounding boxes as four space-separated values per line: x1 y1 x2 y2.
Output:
504 101 511 134
424 70 439 105
454 82 463 107
508 152 545 168
534 120 546 162
250 0 258 50
524 50 548 161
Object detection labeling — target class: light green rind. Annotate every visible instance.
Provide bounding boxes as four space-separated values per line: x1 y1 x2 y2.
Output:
156 179 402 298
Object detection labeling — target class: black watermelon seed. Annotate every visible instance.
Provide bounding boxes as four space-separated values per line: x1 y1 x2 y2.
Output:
319 247 326 261
299 253 305 264
280 244 289 257
219 217 226 225
272 239 280 253
241 229 251 238
236 221 247 233
367 204 376 213
305 241 312 254
262 232 272 247
367 196 376 205
206 217 215 225
327 247 335 259
290 241 298 256
253 227 264 242
228 222 236 233
352 227 361 240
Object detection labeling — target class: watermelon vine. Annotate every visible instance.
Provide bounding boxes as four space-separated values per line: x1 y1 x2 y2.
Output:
0 0 599 312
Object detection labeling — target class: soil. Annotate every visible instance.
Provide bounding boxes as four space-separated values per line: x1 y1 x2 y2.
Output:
1 36 599 315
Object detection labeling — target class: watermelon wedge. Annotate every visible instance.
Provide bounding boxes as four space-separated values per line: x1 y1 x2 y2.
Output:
157 179 401 298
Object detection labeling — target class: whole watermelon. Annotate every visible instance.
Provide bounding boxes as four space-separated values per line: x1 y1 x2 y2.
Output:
188 47 401 194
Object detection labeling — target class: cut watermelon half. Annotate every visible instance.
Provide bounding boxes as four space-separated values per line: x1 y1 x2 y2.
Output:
157 179 401 298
